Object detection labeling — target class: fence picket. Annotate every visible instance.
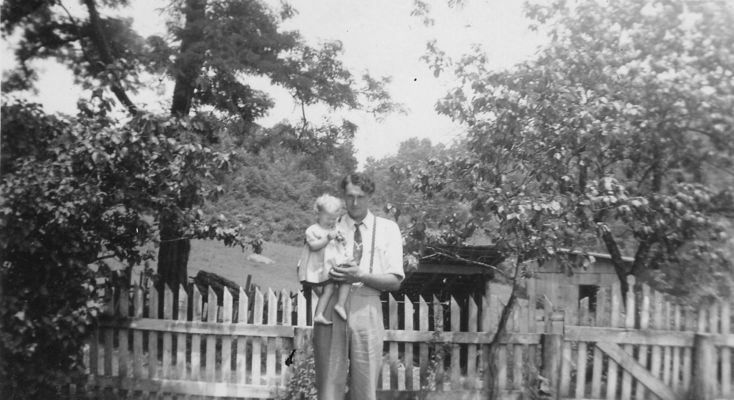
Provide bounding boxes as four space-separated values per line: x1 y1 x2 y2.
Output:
221 288 233 383
449 296 461 389
280 289 292 388
419 295 429 389
382 361 390 390
205 287 217 382
90 326 99 379
481 294 492 393
672 304 681 391
662 301 672 386
310 289 318 323
526 278 538 385
650 290 663 387
606 282 621 400
133 286 144 379
266 289 278 387
119 286 130 379
397 364 406 391
527 278 537 332
709 301 719 335
590 286 607 398
620 275 636 400
682 308 694 391
559 340 571 397
236 287 248 385
148 286 159 379
191 285 202 381
388 293 399 389
722 301 731 398
433 296 446 390
575 298 588 399
176 285 188 380
404 296 415 391
635 284 651 400
576 297 589 399
486 292 507 391
252 287 264 386
297 291 306 327
162 285 174 379
466 296 478 390
514 301 528 391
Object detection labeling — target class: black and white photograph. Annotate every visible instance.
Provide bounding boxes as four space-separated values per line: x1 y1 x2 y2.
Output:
1 0 733 399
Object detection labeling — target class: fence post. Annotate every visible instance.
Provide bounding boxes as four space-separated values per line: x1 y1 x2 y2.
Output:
293 327 312 364
541 333 562 400
689 333 714 400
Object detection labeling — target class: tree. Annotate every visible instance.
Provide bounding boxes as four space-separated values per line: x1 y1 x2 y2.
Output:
423 0 734 300
0 99 246 398
2 0 400 290
397 0 734 396
204 122 359 245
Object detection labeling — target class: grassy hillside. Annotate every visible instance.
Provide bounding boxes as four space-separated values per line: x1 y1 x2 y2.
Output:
188 240 302 292
127 240 303 293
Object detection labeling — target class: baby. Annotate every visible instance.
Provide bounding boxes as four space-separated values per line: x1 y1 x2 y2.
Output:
297 194 352 325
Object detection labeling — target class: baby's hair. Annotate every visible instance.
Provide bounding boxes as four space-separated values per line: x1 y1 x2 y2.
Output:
314 194 343 214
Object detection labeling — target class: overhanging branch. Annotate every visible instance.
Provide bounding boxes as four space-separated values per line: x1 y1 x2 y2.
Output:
82 0 138 115
423 245 508 278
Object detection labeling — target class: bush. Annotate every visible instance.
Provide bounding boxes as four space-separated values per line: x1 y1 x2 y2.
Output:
0 101 237 398
279 354 317 400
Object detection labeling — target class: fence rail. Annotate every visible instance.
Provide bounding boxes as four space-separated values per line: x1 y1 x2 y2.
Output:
83 276 733 400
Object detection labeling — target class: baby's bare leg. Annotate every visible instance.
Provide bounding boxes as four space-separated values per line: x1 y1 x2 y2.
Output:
314 283 334 325
333 283 351 320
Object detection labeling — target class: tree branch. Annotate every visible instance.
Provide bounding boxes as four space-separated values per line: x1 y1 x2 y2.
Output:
82 0 138 115
630 237 653 276
423 245 508 278
599 224 631 297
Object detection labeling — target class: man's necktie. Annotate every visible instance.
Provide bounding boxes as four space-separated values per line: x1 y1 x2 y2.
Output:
353 222 363 264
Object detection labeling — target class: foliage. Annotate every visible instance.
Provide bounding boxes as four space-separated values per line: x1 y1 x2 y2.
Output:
203 122 358 246
278 354 317 400
2 0 400 289
364 138 475 274
0 100 249 399
417 0 734 302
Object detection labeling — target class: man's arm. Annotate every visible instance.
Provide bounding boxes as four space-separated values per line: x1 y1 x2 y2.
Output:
329 263 402 291
330 220 404 292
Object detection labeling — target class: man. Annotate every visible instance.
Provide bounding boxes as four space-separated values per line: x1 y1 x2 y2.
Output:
313 173 404 400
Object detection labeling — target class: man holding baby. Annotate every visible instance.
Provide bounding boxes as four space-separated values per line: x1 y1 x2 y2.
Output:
312 172 404 400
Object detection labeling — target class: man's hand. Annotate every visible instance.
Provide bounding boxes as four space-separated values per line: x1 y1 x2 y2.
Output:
329 261 362 284
330 261 403 291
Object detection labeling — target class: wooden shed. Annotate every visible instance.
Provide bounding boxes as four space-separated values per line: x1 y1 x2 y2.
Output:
530 250 631 316
395 245 505 302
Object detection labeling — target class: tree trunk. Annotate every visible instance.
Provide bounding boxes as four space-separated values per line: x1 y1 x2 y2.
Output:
156 0 207 289
486 260 521 399
169 0 207 117
599 225 631 299
157 211 191 291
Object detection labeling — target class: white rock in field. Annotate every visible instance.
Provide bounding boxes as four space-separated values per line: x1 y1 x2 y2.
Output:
247 253 275 265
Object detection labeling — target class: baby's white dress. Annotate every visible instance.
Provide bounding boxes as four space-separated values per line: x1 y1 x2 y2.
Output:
297 224 349 286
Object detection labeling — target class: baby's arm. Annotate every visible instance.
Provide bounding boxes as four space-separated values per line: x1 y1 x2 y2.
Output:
306 229 335 251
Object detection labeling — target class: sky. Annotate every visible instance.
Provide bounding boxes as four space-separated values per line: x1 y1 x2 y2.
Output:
3 0 547 166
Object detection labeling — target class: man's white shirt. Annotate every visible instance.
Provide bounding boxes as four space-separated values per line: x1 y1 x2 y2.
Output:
336 210 404 283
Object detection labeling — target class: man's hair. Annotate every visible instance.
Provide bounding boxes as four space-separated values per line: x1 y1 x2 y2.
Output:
340 173 375 195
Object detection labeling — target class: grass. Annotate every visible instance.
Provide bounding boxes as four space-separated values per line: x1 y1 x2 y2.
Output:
129 240 303 293
188 240 302 293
